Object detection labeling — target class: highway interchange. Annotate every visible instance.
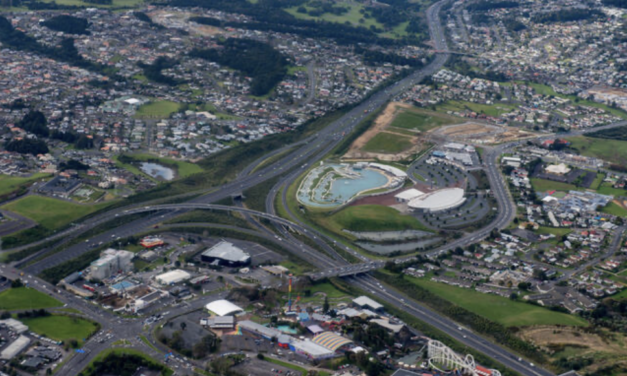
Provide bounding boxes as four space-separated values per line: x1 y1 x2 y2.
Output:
5 0 627 375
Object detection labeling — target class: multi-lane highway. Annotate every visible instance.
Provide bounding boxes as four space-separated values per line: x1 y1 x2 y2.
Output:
7 0 626 375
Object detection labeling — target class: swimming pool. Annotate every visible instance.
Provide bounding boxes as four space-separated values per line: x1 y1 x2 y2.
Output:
298 163 390 208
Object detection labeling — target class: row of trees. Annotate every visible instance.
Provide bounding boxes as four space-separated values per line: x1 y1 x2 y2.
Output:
532 8 603 24
468 0 519 11
189 38 288 96
41 15 90 35
137 57 183 86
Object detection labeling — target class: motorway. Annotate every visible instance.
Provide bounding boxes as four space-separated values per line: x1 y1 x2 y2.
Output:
7 0 627 375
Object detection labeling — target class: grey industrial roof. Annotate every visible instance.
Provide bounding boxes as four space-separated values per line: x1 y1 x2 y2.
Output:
202 241 250 263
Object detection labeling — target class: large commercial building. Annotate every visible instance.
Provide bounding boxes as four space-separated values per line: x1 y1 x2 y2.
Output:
200 241 251 267
0 335 30 360
408 188 466 213
205 299 243 316
155 269 192 285
89 249 134 280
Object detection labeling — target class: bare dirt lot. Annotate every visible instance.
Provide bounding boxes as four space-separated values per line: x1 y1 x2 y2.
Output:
518 326 627 374
343 102 426 161
430 122 535 144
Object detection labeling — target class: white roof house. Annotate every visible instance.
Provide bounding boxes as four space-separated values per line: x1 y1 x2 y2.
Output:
395 188 425 202
155 269 192 285
205 299 244 316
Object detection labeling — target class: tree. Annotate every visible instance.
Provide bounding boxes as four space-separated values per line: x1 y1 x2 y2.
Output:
180 322 187 331
323 296 330 313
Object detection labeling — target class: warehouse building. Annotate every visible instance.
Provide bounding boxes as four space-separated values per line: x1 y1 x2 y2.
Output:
155 269 192 285
205 299 244 316
200 241 251 267
0 318 28 334
0 335 31 360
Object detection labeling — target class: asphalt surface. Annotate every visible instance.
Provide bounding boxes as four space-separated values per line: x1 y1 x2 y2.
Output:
8 1 627 375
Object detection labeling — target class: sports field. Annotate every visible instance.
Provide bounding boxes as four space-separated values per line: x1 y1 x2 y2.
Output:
0 173 50 196
567 136 627 165
322 205 431 233
1 195 109 230
0 287 61 310
21 315 99 345
362 132 413 153
406 277 588 327
134 100 182 118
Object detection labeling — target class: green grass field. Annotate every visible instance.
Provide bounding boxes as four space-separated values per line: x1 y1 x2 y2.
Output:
21 315 98 344
323 205 431 233
406 277 589 327
0 173 50 196
0 287 61 310
536 226 572 237
530 178 582 193
285 2 386 32
596 182 627 197
601 202 627 217
436 100 516 117
1 195 109 230
389 109 459 132
134 100 182 119
362 132 413 153
567 136 627 165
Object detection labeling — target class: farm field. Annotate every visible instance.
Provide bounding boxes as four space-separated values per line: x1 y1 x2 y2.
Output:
406 276 589 327
0 173 50 196
21 315 99 345
1 195 110 230
0 288 61 310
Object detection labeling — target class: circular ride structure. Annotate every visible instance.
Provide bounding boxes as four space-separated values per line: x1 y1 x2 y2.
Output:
407 187 466 213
